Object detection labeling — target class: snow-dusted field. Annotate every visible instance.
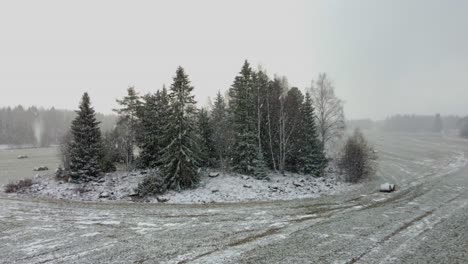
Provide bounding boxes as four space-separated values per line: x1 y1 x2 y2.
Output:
7 169 352 204
0 147 59 185
2 133 468 263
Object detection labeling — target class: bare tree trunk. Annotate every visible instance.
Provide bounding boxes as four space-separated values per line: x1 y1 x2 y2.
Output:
279 96 286 174
266 88 277 171
257 86 262 152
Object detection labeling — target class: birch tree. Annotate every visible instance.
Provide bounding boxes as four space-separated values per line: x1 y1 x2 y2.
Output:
310 73 345 151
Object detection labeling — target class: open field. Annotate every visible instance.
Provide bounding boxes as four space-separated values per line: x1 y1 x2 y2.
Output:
0 147 59 186
2 133 468 263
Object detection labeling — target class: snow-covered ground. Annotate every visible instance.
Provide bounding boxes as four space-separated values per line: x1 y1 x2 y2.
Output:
5 170 352 204
3 133 468 264
161 171 351 204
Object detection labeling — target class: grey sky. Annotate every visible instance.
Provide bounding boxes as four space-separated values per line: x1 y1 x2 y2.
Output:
0 0 467 120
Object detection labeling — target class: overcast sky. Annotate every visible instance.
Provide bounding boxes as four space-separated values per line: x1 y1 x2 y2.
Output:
0 0 467 120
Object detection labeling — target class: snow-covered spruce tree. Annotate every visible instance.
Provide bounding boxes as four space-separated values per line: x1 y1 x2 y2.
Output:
299 93 328 176
285 87 305 173
69 92 103 182
113 86 142 169
158 67 201 190
198 108 216 167
138 87 170 168
229 60 267 178
210 91 232 168
137 92 158 168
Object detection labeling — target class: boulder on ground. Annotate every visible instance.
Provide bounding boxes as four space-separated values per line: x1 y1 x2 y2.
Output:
293 181 304 187
156 196 169 203
99 192 110 198
33 166 49 171
127 190 139 197
209 172 220 178
380 183 396 193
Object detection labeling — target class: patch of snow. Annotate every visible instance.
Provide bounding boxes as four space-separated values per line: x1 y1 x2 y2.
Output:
12 168 352 204
80 232 101 238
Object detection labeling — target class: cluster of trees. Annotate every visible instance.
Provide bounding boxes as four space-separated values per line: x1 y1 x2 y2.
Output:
66 61 346 191
0 106 115 147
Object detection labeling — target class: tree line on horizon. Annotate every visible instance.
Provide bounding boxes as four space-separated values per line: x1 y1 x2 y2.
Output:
0 106 115 147
65 60 346 192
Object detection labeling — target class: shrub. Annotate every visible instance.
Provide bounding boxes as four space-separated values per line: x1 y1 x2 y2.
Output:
136 171 166 197
338 129 375 183
100 131 119 173
55 167 71 182
59 131 73 171
4 179 33 193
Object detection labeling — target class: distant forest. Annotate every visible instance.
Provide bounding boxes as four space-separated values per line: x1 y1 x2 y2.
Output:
0 106 116 147
347 114 463 133
383 114 460 132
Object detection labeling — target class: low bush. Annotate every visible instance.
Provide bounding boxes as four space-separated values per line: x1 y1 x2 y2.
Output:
136 171 166 197
55 167 71 182
338 129 375 183
460 121 468 139
4 179 33 193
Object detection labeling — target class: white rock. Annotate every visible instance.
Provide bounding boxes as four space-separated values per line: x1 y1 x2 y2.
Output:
380 183 396 192
99 192 110 198
209 172 220 178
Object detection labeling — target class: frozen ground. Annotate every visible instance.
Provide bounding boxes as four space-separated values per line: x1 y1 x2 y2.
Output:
5 169 350 204
2 132 468 263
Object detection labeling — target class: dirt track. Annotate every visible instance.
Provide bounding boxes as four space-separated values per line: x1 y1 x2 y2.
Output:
1 133 468 263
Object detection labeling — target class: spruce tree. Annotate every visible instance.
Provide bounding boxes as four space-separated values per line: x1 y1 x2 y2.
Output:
138 87 170 168
285 87 305 172
210 91 232 168
299 93 327 176
229 60 267 178
159 67 201 190
69 92 103 182
138 92 158 168
198 108 216 167
113 86 142 169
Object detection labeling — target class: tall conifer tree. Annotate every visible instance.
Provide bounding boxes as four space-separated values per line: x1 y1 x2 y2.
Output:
69 92 103 182
198 108 216 167
138 87 170 168
299 93 327 176
210 91 232 168
113 87 142 169
229 60 267 177
159 67 200 190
